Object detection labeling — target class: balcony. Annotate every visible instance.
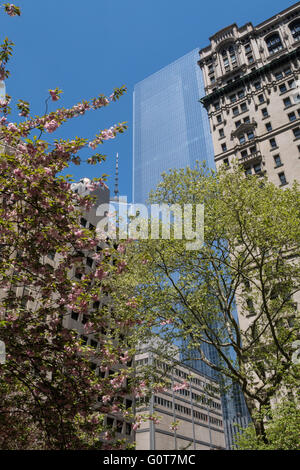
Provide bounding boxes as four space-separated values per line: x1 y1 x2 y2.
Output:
239 150 263 165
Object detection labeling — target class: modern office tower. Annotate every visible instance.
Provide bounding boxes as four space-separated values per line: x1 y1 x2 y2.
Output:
133 48 215 204
198 1 300 188
135 344 226 450
133 49 250 448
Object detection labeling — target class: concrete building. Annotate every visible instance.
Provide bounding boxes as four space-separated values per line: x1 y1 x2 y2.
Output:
135 345 226 450
198 1 300 188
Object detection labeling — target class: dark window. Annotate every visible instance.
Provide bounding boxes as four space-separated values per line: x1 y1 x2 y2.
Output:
248 55 254 63
241 150 248 159
266 33 283 55
273 154 282 167
246 298 255 315
250 145 257 154
219 128 225 137
239 135 246 144
240 102 247 112
258 94 264 103
80 217 87 227
82 314 88 325
238 89 245 99
270 138 277 148
284 67 292 76
254 81 261 90
221 143 227 152
223 158 229 166
278 172 287 185
235 120 241 128
265 122 272 132
210 75 215 84
230 94 237 103
214 102 220 110
283 97 292 107
86 256 93 267
279 83 287 93
245 167 252 176
289 19 300 41
262 108 268 117
80 335 88 345
90 339 98 349
293 127 300 139
253 163 261 173
288 79 295 89
71 311 79 321
233 107 239 116
288 112 296 122
245 44 251 53
217 114 222 123
275 70 283 80
247 131 254 140
244 116 250 124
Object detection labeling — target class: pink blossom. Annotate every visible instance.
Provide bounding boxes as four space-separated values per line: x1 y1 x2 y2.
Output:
117 244 126 254
44 119 59 133
7 122 18 132
49 89 59 101
94 268 108 280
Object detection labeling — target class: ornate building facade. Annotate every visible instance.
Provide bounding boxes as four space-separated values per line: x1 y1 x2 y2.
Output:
199 1 300 188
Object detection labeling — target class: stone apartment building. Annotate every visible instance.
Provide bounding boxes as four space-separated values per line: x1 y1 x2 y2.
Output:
135 344 226 450
198 2 300 332
199 1 300 189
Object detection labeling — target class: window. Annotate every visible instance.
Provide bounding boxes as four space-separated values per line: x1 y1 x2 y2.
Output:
230 94 237 103
86 256 93 267
279 83 287 93
80 335 88 345
245 167 252 176
273 154 282 167
247 131 254 140
208 63 214 73
254 81 261 90
258 94 264 103
275 70 283 80
265 122 272 132
288 112 296 122
219 128 225 138
278 172 287 185
239 135 246 144
238 89 245 99
216 114 222 123
90 339 98 349
223 158 229 166
284 67 292 76
283 97 292 107
253 163 261 173
248 55 254 64
233 106 239 116
235 120 241 128
289 19 300 41
71 311 79 321
250 145 257 154
240 102 247 112
288 79 295 89
270 138 277 148
80 217 87 227
266 33 283 55
214 102 220 110
245 43 251 53
293 127 300 139
244 116 250 124
221 143 227 152
262 108 268 117
246 298 255 315
210 75 215 84
241 150 248 159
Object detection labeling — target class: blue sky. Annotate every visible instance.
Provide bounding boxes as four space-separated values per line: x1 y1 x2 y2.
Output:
3 0 297 201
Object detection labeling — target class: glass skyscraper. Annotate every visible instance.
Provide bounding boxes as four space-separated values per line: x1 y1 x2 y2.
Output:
133 48 214 204
133 48 251 448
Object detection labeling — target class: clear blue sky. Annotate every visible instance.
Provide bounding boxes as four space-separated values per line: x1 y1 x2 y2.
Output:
4 0 297 201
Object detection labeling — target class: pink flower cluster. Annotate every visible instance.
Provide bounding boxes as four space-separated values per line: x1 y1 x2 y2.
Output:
5 4 20 17
44 119 60 133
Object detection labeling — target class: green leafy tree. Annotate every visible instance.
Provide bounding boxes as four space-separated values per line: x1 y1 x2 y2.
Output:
114 163 300 443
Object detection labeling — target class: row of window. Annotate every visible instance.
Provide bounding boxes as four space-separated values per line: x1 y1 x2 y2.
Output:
106 417 132 435
154 396 223 427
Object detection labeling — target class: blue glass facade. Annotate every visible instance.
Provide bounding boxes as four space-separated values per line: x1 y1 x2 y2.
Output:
133 49 214 204
133 48 251 448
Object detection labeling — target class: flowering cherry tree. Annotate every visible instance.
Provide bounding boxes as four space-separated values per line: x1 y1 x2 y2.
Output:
0 4 145 449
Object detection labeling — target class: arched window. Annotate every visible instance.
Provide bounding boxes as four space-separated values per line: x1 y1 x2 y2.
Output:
220 44 237 70
266 33 283 55
289 19 300 41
